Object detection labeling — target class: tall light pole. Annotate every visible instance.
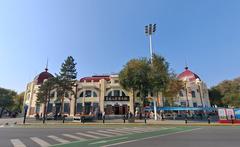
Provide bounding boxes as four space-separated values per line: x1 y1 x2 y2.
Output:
145 24 157 120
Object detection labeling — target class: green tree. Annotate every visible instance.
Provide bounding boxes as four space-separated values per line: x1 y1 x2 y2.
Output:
36 77 55 123
119 54 172 112
0 88 16 117
209 77 240 107
163 73 183 106
56 56 77 115
149 54 170 99
11 92 25 113
208 87 224 107
119 58 150 112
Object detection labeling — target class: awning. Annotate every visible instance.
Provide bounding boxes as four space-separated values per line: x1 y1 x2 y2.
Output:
144 107 216 111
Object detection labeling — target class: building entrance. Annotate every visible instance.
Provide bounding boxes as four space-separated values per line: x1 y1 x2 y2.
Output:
114 104 120 115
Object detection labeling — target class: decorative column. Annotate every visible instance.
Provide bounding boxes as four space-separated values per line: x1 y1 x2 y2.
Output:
99 79 106 113
70 95 75 117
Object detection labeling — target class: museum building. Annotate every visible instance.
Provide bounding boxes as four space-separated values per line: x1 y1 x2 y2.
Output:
23 66 211 117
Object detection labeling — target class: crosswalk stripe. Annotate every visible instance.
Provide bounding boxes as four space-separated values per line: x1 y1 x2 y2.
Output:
105 129 131 134
87 131 112 137
48 135 70 143
11 139 26 147
75 132 100 139
62 134 86 141
30 137 50 147
123 129 144 133
97 130 123 135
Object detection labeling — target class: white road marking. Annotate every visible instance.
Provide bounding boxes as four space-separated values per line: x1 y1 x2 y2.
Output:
87 131 112 137
48 135 70 143
102 128 202 147
75 132 100 139
105 129 131 134
0 125 4 128
11 139 26 147
62 134 86 141
30 137 50 147
89 137 128 145
97 130 123 135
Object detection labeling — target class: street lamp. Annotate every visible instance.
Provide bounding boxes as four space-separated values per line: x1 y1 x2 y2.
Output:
145 24 156 62
145 24 157 120
196 78 204 107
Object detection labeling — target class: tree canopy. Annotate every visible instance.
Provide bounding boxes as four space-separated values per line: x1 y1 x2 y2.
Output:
55 56 77 114
0 87 17 117
119 53 181 108
209 77 240 107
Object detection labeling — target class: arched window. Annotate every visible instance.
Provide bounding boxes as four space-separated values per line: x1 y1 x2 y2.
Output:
107 90 127 96
79 90 98 98
79 92 84 97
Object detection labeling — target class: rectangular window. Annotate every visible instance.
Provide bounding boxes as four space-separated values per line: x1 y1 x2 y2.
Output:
181 102 186 107
47 103 53 113
193 102 198 107
76 103 82 113
191 91 196 98
64 103 70 113
179 91 184 97
35 104 40 113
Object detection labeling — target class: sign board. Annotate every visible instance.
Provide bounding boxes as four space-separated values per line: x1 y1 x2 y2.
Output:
218 108 227 120
226 108 235 120
234 109 240 120
104 96 129 101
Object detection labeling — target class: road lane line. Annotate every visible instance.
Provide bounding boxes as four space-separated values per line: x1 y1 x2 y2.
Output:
62 134 86 141
102 128 202 147
11 139 26 147
48 135 70 143
30 137 50 147
87 131 113 137
97 130 123 135
75 132 100 139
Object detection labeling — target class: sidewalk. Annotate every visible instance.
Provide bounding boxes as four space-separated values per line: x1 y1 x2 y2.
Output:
12 118 240 127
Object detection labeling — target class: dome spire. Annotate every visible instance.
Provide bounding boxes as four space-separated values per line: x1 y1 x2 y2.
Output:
45 58 48 72
185 58 188 70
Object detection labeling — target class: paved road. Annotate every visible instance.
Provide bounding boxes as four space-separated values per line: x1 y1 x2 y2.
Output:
0 126 165 147
110 126 240 147
1 125 240 147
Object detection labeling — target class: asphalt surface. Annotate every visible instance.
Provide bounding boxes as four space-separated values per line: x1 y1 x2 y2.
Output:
0 126 240 147
110 126 240 147
0 126 167 147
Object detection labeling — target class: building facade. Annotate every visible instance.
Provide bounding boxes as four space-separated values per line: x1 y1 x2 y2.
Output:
24 67 211 117
176 67 211 107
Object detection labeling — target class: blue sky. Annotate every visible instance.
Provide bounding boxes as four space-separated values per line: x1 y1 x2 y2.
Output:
0 0 240 92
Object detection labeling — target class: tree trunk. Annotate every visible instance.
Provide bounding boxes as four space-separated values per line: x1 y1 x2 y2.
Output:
0 108 5 118
60 96 65 116
43 102 46 124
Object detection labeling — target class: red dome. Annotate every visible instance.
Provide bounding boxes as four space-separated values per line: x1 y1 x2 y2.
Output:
80 75 110 82
178 67 200 81
34 69 54 85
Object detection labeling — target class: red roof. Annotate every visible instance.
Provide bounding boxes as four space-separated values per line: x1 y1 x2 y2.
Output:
80 75 110 82
34 69 54 85
178 67 200 81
